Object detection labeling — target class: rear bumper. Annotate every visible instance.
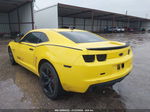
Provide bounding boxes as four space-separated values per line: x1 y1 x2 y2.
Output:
88 73 129 89
56 55 133 93
61 67 132 93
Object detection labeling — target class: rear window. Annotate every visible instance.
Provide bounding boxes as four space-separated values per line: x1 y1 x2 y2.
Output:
59 31 105 43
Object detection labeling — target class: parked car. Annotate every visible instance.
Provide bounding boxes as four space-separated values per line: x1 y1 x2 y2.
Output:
104 27 125 33
8 29 133 99
115 27 121 32
104 27 117 32
119 27 125 32
109 27 118 32
125 27 134 32
141 28 146 32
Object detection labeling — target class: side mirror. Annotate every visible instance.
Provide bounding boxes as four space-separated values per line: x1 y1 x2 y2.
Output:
14 36 21 42
17 33 24 38
14 33 24 42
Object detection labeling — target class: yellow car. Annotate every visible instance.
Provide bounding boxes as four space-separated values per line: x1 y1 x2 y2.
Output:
8 29 133 99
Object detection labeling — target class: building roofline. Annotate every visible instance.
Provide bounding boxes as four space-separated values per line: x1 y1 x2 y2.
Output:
58 3 150 21
34 4 58 13
35 3 150 21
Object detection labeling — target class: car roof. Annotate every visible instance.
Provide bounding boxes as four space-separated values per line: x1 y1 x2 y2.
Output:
30 28 85 32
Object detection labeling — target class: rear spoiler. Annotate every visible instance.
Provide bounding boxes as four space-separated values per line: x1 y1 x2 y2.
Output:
87 43 130 50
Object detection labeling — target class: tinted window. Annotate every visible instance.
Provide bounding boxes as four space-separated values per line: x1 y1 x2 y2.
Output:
38 33 49 43
59 31 105 43
21 32 40 43
21 32 48 43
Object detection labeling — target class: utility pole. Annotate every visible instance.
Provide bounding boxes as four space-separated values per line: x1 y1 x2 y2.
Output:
125 10 128 15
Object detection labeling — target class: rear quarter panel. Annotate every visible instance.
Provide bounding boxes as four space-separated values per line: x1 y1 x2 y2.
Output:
35 45 84 76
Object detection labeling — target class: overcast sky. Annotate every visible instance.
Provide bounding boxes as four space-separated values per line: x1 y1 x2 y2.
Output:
35 0 150 19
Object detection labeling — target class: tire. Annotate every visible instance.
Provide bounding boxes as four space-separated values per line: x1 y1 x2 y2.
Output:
8 47 17 65
39 62 63 100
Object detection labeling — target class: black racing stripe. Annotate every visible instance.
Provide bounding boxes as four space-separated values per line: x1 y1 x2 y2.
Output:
38 44 82 51
20 43 82 51
21 43 36 47
87 44 129 50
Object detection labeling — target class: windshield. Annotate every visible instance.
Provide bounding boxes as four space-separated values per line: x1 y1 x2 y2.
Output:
59 31 105 43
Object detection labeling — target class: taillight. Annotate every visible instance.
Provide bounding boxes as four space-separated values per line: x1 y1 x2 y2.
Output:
97 54 107 61
83 55 95 62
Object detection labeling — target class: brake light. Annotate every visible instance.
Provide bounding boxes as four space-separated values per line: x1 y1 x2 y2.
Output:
97 54 107 61
83 55 95 62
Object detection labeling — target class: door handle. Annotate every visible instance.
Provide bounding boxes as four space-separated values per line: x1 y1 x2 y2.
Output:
29 48 34 51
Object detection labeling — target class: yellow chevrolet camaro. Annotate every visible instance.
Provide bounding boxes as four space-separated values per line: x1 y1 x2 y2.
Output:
8 29 133 99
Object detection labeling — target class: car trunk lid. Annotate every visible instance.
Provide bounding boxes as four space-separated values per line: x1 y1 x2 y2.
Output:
76 41 130 60
76 41 127 49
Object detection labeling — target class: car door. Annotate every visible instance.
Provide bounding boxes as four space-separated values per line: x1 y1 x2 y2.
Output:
16 32 49 73
16 32 41 72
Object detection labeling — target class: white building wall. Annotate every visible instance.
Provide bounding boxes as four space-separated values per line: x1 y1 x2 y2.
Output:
0 13 10 33
35 5 58 29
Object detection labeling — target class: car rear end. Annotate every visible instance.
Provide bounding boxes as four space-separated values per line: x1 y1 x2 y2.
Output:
55 30 133 93
59 43 133 93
